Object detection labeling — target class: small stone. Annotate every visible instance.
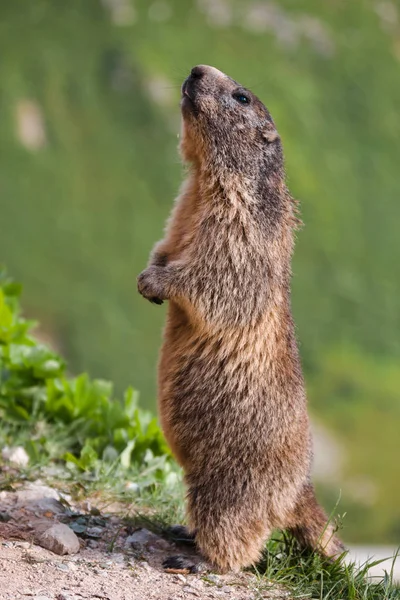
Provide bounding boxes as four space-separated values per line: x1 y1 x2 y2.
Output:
182 586 200 596
176 574 186 583
2 445 30 467
110 553 125 564
15 541 31 549
33 597 52 600
37 523 80 555
125 528 160 549
15 481 64 514
153 537 171 551
86 526 103 538
87 539 98 549
56 563 70 572
109 515 120 524
124 481 140 493
189 579 204 590
206 574 220 584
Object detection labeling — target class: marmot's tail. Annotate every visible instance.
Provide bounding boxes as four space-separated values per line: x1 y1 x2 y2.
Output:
288 483 345 558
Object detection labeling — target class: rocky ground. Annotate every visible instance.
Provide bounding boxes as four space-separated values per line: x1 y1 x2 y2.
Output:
0 481 285 600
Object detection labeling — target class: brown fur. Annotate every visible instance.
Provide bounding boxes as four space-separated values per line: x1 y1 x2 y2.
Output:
137 65 343 572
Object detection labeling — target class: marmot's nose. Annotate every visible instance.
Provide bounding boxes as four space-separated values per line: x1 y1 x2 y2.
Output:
190 65 206 80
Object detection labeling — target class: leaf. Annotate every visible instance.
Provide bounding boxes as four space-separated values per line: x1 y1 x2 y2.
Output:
4 403 31 421
124 386 139 419
64 452 81 467
79 444 98 470
33 359 63 379
92 379 113 399
120 439 135 469
2 282 22 298
0 290 13 334
8 344 32 365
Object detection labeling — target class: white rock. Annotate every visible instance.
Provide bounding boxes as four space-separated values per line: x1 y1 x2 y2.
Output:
2 445 29 467
124 481 140 493
15 481 64 513
15 541 31 549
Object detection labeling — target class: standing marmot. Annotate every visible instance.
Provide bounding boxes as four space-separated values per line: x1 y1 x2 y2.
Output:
137 65 343 573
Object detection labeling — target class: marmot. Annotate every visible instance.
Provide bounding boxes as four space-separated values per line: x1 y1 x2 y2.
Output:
137 65 343 573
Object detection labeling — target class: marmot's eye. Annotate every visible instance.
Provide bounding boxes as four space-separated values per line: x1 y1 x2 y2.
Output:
233 92 250 105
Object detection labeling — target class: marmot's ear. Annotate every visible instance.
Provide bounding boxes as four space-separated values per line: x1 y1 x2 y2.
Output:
263 128 280 143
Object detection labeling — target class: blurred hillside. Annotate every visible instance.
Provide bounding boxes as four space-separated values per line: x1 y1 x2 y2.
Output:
0 0 399 544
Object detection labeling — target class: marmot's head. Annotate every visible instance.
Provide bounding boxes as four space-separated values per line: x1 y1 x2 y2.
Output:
180 65 283 183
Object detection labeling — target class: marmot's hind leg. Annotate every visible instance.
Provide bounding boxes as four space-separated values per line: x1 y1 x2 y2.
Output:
194 522 268 573
165 524 196 546
287 483 345 559
162 518 268 575
185 482 270 573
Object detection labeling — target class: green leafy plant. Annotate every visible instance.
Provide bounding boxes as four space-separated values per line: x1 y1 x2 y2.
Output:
0 269 170 473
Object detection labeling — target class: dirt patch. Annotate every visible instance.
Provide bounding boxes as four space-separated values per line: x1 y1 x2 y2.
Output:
0 482 284 600
0 543 264 600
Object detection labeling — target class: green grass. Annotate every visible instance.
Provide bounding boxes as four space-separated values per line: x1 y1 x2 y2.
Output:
256 536 399 600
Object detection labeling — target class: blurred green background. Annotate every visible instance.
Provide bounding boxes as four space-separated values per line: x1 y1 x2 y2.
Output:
0 0 399 544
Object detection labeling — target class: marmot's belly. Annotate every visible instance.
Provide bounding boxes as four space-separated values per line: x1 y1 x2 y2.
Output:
158 336 310 477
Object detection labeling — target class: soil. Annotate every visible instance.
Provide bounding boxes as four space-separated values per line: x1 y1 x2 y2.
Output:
0 481 285 600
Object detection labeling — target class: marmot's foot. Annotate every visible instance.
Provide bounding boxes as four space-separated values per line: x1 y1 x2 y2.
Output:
165 524 196 546
163 555 209 574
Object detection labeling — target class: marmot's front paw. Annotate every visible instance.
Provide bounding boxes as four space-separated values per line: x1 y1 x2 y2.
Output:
137 266 166 304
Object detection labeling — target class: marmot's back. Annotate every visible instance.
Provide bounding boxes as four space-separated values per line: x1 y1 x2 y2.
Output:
138 65 344 572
